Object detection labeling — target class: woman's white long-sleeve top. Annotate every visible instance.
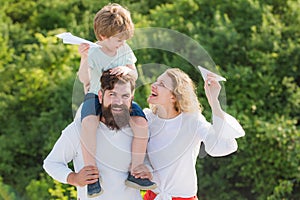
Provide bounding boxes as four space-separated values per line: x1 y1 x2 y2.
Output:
144 109 245 200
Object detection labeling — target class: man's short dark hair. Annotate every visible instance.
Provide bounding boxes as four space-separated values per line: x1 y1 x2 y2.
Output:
100 70 135 92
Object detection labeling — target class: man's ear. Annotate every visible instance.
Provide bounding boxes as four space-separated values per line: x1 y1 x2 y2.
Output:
98 90 103 104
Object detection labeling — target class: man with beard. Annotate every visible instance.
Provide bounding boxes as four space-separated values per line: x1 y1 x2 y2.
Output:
43 71 152 200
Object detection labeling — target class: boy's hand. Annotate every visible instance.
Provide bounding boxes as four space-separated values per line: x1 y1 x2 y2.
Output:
78 43 90 58
131 164 153 180
110 66 131 76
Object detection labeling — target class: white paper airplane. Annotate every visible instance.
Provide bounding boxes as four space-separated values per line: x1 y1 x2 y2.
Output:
198 65 226 82
56 32 101 48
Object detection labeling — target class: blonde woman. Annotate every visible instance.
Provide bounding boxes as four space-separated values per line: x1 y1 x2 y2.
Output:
132 68 245 200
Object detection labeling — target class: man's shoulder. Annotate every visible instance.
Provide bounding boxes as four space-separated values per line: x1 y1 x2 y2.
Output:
61 118 81 140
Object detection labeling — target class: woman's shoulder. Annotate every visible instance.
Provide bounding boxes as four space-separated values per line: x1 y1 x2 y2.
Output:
182 111 206 122
143 108 155 122
143 108 153 116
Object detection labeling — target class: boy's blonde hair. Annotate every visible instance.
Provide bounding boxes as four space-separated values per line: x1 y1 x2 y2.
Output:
94 3 134 41
151 68 202 114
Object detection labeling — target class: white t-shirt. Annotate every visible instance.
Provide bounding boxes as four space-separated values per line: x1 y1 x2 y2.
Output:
144 109 245 199
43 117 142 200
88 43 137 95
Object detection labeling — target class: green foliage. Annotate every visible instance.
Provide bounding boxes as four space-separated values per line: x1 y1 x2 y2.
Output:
25 174 77 200
0 0 299 199
25 174 53 200
48 180 77 200
267 180 294 200
0 177 17 200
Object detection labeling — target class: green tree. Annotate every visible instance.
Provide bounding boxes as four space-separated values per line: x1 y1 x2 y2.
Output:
0 0 299 199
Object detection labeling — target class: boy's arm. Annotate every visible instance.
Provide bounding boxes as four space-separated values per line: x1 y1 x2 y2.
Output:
110 64 138 80
131 154 154 180
77 43 91 93
126 64 138 80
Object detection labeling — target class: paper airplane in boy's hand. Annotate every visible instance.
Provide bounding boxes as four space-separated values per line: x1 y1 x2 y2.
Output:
198 66 226 82
56 32 101 48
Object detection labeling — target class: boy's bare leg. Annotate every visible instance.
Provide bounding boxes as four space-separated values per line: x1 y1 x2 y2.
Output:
125 116 157 190
81 115 99 167
81 115 103 197
129 116 148 171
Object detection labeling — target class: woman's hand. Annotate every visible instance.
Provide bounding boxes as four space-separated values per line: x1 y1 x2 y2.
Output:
204 74 224 118
204 73 221 102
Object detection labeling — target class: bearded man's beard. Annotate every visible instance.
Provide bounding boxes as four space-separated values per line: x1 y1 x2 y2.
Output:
101 104 131 130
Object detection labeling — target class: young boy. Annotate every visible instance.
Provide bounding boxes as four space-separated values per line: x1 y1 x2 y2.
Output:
78 3 156 198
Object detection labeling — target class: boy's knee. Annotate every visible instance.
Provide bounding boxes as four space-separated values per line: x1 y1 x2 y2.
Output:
82 115 99 125
131 116 148 127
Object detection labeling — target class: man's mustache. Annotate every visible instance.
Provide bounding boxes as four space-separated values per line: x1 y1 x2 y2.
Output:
101 103 131 130
111 104 128 110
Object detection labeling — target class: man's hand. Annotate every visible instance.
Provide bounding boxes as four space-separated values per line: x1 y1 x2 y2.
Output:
67 165 99 187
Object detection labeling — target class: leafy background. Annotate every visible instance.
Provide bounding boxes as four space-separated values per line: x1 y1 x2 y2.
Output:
0 0 299 199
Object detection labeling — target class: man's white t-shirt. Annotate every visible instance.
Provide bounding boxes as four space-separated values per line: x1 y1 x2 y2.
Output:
43 117 142 200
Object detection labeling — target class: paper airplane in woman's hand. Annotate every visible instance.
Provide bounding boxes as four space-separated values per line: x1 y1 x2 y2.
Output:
56 32 101 48
198 66 226 82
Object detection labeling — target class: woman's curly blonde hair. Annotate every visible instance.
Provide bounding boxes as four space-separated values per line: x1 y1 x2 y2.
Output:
151 68 202 114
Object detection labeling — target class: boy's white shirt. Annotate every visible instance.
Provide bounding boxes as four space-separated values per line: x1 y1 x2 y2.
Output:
43 116 142 200
88 43 137 95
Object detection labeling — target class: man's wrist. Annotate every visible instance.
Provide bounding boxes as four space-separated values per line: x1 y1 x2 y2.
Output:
67 172 77 186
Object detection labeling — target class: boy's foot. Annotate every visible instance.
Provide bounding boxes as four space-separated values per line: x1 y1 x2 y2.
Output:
125 172 157 190
87 178 103 198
